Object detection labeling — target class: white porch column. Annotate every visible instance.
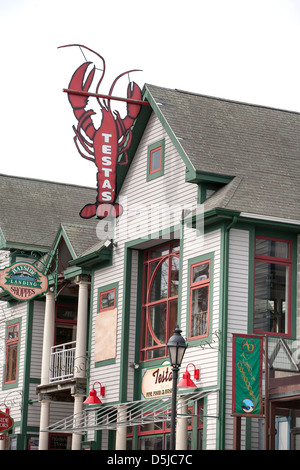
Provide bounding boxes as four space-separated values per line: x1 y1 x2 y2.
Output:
72 279 89 450
39 291 55 451
115 405 127 450
74 280 90 379
71 394 85 450
0 435 6 450
38 398 51 450
175 397 188 450
41 291 55 385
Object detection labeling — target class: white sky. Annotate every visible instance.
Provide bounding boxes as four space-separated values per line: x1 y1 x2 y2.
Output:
1 0 300 187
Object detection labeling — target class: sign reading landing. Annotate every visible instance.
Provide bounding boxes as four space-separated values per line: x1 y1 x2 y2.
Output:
0 262 48 301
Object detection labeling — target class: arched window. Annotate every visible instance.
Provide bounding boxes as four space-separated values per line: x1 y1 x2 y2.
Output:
140 241 179 362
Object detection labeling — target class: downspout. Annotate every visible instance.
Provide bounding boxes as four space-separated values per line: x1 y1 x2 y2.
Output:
219 215 238 449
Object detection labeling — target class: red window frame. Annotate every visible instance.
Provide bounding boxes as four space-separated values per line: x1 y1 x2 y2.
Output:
140 241 180 362
126 404 203 450
99 288 116 312
149 146 162 174
4 322 19 385
253 235 293 336
189 260 210 340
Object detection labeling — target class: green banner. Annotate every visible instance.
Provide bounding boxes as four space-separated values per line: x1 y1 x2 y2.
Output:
232 334 263 417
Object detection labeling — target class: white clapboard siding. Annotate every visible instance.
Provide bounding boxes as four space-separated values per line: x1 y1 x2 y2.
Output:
225 228 250 449
30 300 45 378
0 250 10 269
90 113 198 404
27 382 41 427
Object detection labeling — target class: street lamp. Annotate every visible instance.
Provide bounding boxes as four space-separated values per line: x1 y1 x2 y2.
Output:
167 326 187 450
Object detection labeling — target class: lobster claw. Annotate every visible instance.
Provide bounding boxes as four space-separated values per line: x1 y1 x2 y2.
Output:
126 81 142 120
118 81 142 132
68 62 95 110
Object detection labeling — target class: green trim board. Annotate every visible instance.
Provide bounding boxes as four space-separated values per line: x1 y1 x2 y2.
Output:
143 87 195 175
186 168 233 185
19 301 34 449
119 247 132 402
68 245 112 269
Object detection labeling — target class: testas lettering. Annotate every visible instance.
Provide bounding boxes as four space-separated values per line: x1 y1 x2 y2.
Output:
152 367 172 384
100 133 113 201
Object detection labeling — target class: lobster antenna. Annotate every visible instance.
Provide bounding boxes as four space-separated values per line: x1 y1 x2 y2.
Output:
79 45 88 62
108 69 142 111
58 44 106 107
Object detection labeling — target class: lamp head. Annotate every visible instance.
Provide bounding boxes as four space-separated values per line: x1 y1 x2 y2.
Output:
167 326 187 368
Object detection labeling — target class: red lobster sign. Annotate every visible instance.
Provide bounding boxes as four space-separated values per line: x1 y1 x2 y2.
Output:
59 44 145 219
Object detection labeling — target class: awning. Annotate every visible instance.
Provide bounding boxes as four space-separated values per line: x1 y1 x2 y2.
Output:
44 389 219 434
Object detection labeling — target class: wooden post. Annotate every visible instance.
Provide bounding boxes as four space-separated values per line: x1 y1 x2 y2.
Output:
233 416 241 450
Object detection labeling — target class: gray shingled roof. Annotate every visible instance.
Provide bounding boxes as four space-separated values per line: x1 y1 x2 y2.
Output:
61 223 100 258
145 84 300 221
0 174 98 251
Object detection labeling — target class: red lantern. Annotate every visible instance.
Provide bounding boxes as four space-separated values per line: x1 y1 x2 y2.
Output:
83 382 105 405
177 363 199 389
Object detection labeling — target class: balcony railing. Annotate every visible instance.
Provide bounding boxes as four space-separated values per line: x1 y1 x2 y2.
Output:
50 341 76 382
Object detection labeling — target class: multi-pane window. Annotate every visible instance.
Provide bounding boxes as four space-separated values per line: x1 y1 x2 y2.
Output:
189 260 210 339
5 323 19 384
140 241 179 362
254 236 292 335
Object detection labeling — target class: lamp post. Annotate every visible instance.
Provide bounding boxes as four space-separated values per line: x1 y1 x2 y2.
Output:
167 326 187 451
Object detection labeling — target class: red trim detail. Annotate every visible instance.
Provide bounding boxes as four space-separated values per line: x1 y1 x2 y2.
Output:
99 288 116 312
253 236 293 336
188 259 210 341
140 242 179 362
149 146 162 174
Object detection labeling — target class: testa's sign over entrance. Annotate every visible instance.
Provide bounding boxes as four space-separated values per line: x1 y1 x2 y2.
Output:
142 365 173 399
59 44 148 220
0 262 48 301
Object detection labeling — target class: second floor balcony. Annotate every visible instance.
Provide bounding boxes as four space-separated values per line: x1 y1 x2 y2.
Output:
49 341 88 383
50 341 77 383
